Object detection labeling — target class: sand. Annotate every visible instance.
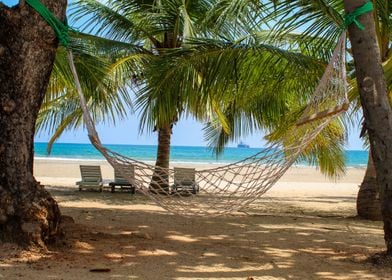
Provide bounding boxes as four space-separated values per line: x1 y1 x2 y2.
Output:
0 158 391 280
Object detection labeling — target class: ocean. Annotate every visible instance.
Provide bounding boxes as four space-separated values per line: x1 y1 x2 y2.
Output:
34 142 368 167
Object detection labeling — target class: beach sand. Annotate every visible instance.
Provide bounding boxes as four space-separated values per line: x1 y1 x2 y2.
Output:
0 159 391 279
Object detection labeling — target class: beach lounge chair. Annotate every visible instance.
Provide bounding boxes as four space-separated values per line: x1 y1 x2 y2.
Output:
76 165 103 192
109 165 136 194
172 167 199 194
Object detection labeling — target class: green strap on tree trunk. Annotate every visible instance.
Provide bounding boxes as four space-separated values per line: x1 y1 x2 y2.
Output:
26 0 373 46
343 1 374 31
25 0 70 47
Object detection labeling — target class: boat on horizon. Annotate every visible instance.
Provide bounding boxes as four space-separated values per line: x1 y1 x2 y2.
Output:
237 141 250 148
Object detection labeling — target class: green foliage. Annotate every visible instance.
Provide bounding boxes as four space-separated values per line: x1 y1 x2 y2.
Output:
38 0 392 178
37 33 135 153
266 111 347 179
257 0 391 176
67 0 325 138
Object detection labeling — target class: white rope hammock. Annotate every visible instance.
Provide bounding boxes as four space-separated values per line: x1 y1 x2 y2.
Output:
67 32 349 217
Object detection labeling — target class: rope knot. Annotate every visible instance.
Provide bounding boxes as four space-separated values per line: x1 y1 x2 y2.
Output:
343 1 374 31
25 0 70 47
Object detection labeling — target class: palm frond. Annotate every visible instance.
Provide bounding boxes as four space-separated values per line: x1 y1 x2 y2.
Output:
37 38 134 152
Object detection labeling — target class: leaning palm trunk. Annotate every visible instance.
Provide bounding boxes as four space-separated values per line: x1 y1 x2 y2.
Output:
357 15 390 222
150 125 172 193
344 0 392 255
357 151 382 220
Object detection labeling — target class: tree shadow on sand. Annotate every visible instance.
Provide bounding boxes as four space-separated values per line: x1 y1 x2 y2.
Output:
0 187 391 280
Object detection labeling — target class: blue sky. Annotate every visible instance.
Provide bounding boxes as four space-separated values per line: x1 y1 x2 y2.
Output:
3 0 17 6
5 0 365 150
34 115 365 150
35 116 270 148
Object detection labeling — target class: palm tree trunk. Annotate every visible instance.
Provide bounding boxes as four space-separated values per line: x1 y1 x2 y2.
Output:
356 2 390 223
344 0 392 255
150 125 172 193
0 0 66 247
357 150 382 220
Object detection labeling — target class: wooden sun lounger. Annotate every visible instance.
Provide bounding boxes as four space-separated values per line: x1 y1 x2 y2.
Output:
76 165 103 192
109 165 136 194
172 167 199 194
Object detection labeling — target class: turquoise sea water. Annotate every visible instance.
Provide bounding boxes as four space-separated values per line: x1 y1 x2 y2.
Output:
34 142 368 167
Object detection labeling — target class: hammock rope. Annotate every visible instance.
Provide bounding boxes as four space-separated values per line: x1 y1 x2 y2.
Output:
66 33 348 216
26 0 374 216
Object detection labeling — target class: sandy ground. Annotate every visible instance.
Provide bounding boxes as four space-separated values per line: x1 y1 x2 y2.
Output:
0 159 391 279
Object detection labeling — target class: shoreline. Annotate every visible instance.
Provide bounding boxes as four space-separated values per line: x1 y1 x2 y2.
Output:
34 157 366 195
34 156 368 168
34 142 369 168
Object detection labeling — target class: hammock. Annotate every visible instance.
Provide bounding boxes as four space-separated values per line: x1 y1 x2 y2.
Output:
65 32 349 217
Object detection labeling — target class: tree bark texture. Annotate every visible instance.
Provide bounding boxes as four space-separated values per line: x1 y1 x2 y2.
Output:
0 0 66 247
344 0 392 254
356 4 390 221
150 125 172 193
357 151 382 220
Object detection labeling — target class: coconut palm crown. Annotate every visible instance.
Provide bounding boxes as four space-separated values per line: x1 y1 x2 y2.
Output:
59 0 329 190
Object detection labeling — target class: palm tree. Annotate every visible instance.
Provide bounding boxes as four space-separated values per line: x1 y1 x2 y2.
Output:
343 0 392 256
42 1 359 190
69 0 256 191
354 0 391 220
68 0 327 191
175 0 390 217
261 0 391 220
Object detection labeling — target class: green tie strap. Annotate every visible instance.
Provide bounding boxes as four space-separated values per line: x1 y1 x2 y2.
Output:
343 1 374 31
25 0 70 47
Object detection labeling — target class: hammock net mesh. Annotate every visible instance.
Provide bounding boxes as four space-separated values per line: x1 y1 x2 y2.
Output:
68 32 348 217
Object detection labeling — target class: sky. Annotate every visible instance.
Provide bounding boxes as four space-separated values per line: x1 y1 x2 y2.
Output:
35 115 269 148
4 0 365 150
34 114 365 150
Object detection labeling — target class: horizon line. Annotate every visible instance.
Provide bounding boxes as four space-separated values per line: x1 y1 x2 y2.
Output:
34 141 367 152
